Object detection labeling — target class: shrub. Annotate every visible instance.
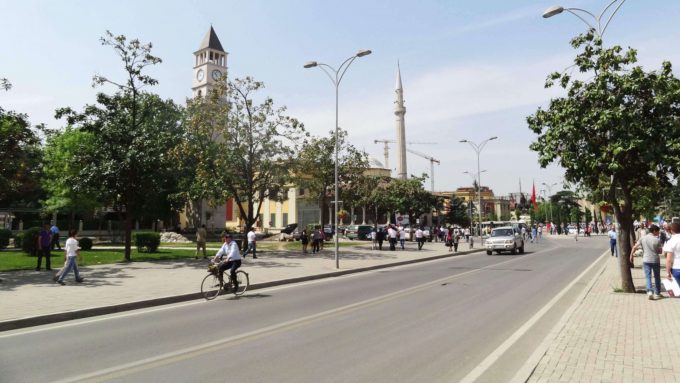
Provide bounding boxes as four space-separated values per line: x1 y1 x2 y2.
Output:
0 229 11 249
79 237 93 250
14 232 24 248
134 232 160 253
21 227 41 255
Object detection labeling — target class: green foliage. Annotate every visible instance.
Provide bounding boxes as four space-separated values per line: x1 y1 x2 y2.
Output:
0 107 43 205
14 232 24 248
133 232 160 253
174 76 306 230
293 129 368 224
54 31 182 261
79 237 93 250
21 227 41 254
0 229 11 249
370 175 440 227
41 127 100 215
444 196 472 227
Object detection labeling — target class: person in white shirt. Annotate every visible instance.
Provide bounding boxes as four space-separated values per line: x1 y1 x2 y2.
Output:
415 227 424 250
663 222 680 287
608 226 618 257
213 233 242 289
399 226 406 250
242 227 258 259
56 229 84 285
387 226 397 251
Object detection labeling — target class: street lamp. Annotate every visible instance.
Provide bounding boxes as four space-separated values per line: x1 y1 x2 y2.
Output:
304 49 371 269
460 137 497 238
542 0 626 39
463 170 486 228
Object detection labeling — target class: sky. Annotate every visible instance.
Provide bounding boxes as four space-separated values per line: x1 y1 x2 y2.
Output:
2 0 679 197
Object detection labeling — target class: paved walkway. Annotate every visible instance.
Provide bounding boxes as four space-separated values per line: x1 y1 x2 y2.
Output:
526 253 680 383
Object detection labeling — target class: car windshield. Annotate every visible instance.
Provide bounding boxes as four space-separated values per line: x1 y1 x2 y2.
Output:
491 229 513 237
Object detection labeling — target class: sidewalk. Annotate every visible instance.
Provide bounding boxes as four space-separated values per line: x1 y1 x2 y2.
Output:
0 240 478 330
526 254 680 383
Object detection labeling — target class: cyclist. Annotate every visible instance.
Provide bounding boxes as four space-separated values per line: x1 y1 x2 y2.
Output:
213 233 242 290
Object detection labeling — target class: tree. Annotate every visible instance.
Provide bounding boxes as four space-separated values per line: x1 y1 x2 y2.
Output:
380 175 441 234
1 78 11 91
56 31 183 261
444 195 471 227
42 127 101 228
176 76 305 235
294 130 368 225
0 108 43 206
527 32 680 292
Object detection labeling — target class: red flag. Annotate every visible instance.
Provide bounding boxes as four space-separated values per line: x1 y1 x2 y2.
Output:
531 182 537 209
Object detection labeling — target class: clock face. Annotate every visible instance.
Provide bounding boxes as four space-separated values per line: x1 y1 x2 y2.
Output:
212 70 222 81
196 69 205 81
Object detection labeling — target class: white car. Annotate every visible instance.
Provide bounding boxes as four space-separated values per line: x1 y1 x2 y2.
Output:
485 226 524 255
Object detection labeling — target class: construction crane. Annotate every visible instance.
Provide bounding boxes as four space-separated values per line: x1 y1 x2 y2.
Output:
373 139 436 170
406 148 440 192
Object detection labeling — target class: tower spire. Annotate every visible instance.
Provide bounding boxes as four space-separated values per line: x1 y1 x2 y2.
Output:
394 61 407 180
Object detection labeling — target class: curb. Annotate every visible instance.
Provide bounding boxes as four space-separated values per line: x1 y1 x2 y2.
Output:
0 248 483 332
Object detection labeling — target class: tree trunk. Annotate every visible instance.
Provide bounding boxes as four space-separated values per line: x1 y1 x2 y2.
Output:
612 191 635 293
124 212 133 261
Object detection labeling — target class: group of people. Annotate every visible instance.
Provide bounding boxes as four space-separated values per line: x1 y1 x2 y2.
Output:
299 226 325 254
34 223 83 285
627 221 680 300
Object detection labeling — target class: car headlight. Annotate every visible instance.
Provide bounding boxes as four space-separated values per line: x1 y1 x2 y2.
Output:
505 240 514 244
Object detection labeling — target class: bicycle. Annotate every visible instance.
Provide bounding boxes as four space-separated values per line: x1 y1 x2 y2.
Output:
201 263 250 300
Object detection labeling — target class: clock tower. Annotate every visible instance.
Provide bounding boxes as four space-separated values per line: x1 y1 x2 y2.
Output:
192 26 228 98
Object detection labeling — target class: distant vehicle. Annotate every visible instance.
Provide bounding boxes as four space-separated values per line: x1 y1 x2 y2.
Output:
346 225 373 240
485 226 524 255
323 224 335 240
281 223 297 234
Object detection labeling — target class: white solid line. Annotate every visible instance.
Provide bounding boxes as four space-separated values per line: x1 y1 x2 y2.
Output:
458 249 609 383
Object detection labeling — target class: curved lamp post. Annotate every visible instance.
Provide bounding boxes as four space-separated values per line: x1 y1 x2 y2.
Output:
542 0 626 39
304 49 371 269
460 137 497 238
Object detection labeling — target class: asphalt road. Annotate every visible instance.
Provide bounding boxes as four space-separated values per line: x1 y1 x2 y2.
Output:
0 236 607 383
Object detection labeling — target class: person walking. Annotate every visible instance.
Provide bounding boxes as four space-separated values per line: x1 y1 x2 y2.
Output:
630 224 663 300
399 226 406 250
301 229 309 254
452 229 460 252
370 227 377 250
195 224 207 259
415 227 424 251
56 229 84 285
387 225 397 251
50 223 61 250
242 226 258 259
376 227 385 250
36 223 52 271
608 226 618 257
663 222 680 287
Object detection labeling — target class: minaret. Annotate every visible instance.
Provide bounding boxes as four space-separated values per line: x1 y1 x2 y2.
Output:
395 62 407 180
192 26 228 98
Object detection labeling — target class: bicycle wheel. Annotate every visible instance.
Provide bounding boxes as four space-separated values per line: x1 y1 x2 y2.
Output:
201 273 222 300
232 270 249 296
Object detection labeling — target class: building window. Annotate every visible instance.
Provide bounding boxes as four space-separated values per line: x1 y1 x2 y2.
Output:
270 213 276 228
282 213 288 227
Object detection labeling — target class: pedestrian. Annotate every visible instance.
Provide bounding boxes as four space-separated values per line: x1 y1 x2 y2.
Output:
630 224 663 300
446 229 453 252
452 229 460 252
376 227 385 250
532 225 538 243
608 226 618 257
195 224 207 259
538 225 543 239
50 223 61 250
36 223 52 271
370 227 377 250
469 235 474 249
311 226 321 253
242 226 258 259
387 225 397 251
663 222 680 287
415 227 424 250
399 226 406 250
318 227 325 251
301 229 309 254
56 229 84 285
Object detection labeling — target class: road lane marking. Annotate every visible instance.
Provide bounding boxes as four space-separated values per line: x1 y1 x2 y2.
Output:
52 251 562 383
458 249 609 383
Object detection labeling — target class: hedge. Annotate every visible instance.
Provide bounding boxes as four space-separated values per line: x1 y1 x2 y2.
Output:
21 227 41 255
133 232 160 253
79 237 93 250
14 232 24 248
0 229 11 249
